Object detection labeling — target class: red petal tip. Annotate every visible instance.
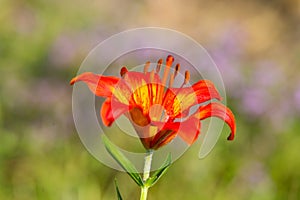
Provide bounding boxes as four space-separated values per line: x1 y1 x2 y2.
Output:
227 133 234 141
70 77 76 85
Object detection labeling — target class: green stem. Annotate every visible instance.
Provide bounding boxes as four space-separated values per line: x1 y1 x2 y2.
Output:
140 186 148 200
140 150 153 200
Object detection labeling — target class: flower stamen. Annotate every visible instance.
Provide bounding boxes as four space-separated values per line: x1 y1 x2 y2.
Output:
169 73 174 88
174 63 180 78
150 69 155 82
152 56 174 120
161 55 174 87
156 58 163 73
120 66 128 77
166 69 190 110
144 61 150 74
184 70 190 85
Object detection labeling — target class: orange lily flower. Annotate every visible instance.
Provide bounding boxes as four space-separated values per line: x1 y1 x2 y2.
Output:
70 55 236 150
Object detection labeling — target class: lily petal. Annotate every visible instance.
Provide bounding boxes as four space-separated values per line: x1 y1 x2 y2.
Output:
191 80 222 103
195 102 236 140
123 72 151 115
149 129 177 150
163 80 222 118
145 71 165 106
177 116 201 144
100 98 129 126
141 122 179 150
70 72 119 97
151 116 200 146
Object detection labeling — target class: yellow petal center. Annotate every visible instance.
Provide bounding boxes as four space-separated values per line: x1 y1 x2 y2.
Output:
149 104 168 122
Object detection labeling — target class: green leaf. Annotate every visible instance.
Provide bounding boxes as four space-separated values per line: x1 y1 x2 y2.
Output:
145 153 172 187
102 135 144 187
114 179 123 200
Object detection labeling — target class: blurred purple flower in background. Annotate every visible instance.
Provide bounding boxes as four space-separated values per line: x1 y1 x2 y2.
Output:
294 83 300 113
210 26 247 97
210 25 299 131
241 88 269 116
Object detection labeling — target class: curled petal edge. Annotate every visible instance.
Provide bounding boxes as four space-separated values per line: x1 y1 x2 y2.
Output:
196 102 236 140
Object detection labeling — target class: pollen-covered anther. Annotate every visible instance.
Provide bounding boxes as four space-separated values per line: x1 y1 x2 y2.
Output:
156 58 163 73
184 70 190 85
120 66 128 77
144 61 150 74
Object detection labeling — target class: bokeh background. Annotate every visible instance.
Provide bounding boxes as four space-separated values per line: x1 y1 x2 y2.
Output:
1 0 300 199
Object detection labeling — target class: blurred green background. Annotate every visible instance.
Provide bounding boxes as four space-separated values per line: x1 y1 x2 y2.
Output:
1 0 300 199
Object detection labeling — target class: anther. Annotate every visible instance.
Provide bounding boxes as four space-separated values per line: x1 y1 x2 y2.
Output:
144 61 150 74
166 55 174 66
174 63 180 78
184 70 190 84
156 59 163 73
120 66 128 77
